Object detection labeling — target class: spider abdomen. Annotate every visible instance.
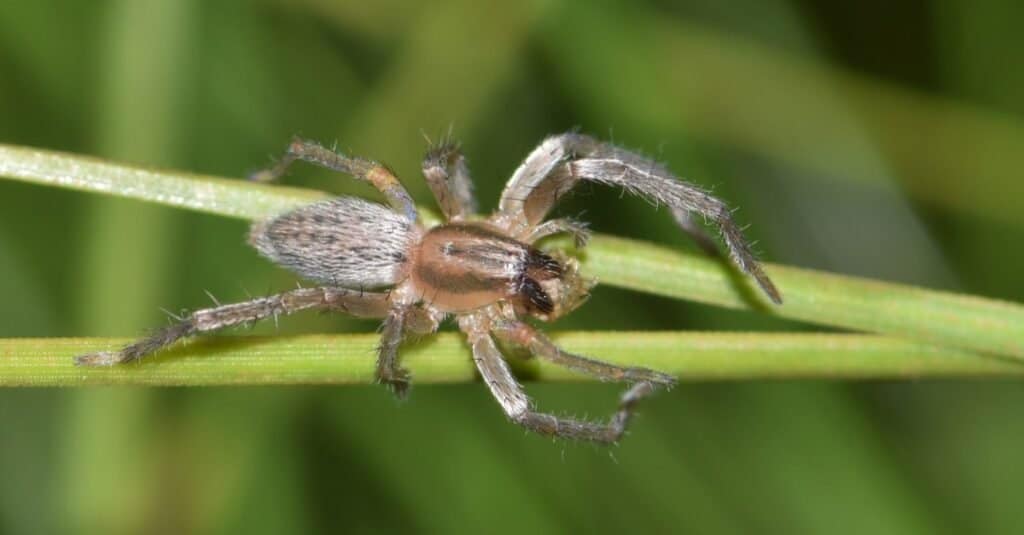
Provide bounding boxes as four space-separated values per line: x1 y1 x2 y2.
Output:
249 196 417 288
411 223 559 313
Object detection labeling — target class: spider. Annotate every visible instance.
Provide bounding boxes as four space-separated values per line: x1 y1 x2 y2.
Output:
75 133 781 443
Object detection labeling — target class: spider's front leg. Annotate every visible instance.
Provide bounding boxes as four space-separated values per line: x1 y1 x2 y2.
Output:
525 218 591 249
75 287 390 366
499 133 782 304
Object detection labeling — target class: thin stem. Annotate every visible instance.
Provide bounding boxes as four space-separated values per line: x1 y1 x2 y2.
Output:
0 144 326 220
573 235 1024 361
1 333 1018 387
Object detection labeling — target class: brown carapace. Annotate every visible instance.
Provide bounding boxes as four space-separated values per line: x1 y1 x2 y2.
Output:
76 133 781 443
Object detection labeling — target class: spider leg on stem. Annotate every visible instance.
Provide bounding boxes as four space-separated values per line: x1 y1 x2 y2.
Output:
75 287 390 366
376 306 413 399
491 321 676 387
466 327 657 444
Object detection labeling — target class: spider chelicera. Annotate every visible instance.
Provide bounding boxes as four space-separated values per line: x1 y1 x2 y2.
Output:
76 133 781 443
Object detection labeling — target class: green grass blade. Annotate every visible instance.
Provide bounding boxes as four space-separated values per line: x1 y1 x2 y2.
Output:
0 333 1018 387
0 144 326 220
577 235 1024 360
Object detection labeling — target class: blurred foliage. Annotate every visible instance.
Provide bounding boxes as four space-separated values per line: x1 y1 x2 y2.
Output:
1 0 1023 533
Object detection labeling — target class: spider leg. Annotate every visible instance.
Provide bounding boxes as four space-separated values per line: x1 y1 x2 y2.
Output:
567 156 781 303
251 137 418 221
376 306 414 399
75 287 390 366
671 208 722 257
498 133 591 229
525 218 591 248
421 140 477 220
498 133 781 304
467 328 658 444
491 321 675 386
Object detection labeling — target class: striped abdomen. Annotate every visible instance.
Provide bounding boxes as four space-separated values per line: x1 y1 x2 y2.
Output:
249 197 417 288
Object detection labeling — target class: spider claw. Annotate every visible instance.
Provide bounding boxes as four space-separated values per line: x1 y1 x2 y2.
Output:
622 368 677 388
380 373 412 400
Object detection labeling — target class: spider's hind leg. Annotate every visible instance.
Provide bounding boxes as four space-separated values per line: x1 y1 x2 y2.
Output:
465 321 661 444
75 287 389 366
491 321 676 387
251 137 418 221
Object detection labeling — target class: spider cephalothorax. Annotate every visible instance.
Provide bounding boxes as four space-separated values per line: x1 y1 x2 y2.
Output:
76 133 780 443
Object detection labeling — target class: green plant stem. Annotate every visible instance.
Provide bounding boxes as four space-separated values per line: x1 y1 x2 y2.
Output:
0 333 1017 387
0 144 327 219
2 143 1023 364
574 235 1024 360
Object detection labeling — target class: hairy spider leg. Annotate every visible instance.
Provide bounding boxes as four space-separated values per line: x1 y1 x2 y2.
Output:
377 306 412 398
670 207 721 256
526 218 592 248
251 137 418 222
421 141 477 220
75 287 390 366
465 323 660 444
491 321 676 386
498 132 781 304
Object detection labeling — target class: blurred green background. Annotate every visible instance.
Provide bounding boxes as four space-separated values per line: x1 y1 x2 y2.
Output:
2 0 1024 533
